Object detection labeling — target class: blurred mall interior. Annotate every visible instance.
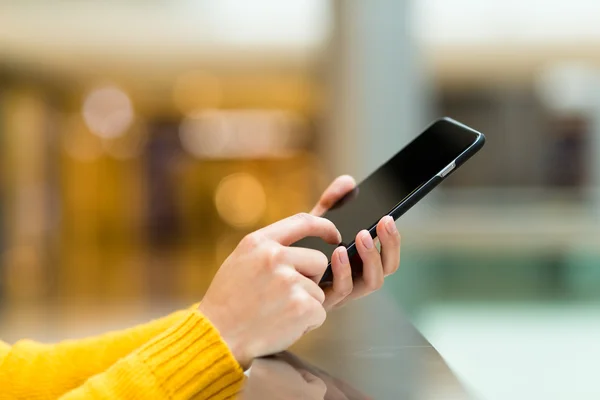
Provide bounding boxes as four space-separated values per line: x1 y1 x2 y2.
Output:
2 1 600 399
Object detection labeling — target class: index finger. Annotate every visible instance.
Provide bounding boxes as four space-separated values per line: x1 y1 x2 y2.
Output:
260 213 342 246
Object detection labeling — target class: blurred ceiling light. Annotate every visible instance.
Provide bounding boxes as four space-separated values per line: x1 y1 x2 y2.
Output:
62 115 104 162
102 121 148 160
82 85 134 139
173 70 222 114
179 109 309 159
214 173 267 229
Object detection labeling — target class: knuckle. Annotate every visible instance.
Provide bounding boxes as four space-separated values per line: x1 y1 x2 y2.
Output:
242 232 262 249
314 306 327 327
317 251 328 268
338 285 353 297
261 244 282 270
332 268 353 296
275 268 297 286
315 287 326 304
296 212 312 221
366 276 384 291
294 212 313 224
290 296 309 317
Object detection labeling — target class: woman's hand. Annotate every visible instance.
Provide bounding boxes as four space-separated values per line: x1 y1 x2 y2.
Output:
199 213 341 369
310 175 402 310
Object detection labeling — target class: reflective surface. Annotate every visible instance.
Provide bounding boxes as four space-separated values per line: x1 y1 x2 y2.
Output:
241 292 471 400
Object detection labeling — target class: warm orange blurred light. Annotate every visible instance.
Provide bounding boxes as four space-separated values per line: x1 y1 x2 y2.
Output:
214 173 267 228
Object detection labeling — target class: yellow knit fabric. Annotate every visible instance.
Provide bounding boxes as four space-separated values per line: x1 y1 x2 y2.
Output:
0 308 244 399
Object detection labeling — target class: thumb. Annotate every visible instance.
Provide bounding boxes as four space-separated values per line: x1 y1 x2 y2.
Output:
310 175 356 216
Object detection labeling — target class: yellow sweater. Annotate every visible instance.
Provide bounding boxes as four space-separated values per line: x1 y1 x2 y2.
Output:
0 307 244 399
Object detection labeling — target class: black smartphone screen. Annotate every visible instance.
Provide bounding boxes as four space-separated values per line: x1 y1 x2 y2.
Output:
293 118 483 284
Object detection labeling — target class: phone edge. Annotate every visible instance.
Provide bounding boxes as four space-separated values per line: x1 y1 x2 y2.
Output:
319 121 486 284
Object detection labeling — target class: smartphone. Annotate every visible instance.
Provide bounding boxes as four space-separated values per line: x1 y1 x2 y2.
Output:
293 117 485 284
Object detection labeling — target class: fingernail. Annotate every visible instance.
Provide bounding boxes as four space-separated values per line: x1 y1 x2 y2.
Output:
361 232 374 249
336 229 342 244
385 218 397 235
338 248 349 264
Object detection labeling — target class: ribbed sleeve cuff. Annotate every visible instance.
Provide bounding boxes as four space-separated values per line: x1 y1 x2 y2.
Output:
138 310 244 400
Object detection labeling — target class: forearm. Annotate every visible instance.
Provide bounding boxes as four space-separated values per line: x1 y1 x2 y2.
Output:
0 306 191 399
59 311 244 400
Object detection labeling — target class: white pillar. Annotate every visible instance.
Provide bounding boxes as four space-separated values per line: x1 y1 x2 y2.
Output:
321 0 430 180
317 1 430 393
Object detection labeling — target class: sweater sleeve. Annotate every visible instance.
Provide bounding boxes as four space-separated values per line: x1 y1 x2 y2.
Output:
59 310 244 400
0 306 191 400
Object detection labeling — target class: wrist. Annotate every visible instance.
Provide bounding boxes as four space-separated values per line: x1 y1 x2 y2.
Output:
198 301 253 370
227 336 252 370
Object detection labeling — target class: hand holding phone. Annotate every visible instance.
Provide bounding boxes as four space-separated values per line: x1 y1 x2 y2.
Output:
296 117 485 286
309 175 402 309
199 213 340 368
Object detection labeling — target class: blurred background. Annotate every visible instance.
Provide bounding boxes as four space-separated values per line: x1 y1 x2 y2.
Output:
1 1 600 398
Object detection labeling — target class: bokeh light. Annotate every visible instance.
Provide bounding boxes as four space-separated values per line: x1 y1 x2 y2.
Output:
214 173 267 228
179 109 233 158
82 85 134 139
179 109 309 159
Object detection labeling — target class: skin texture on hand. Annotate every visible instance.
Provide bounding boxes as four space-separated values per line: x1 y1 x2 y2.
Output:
198 213 340 369
200 175 402 369
309 175 402 310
